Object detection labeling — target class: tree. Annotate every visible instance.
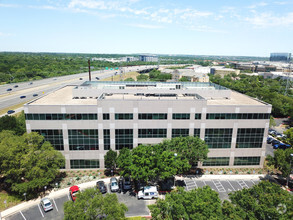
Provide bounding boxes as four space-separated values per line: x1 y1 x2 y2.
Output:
284 128 293 146
267 148 293 178
0 131 65 197
104 149 118 171
136 74 149 81
159 136 209 170
124 77 135 81
0 112 26 135
270 116 276 128
223 181 293 220
64 188 128 220
117 148 132 177
148 186 223 219
179 76 189 82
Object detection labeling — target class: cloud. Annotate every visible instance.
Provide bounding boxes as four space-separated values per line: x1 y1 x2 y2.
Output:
128 24 163 29
245 12 293 27
0 32 12 37
186 25 226 33
247 2 268 9
0 3 20 8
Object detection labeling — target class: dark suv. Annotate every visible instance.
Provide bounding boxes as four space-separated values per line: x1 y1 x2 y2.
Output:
96 181 107 194
119 176 132 192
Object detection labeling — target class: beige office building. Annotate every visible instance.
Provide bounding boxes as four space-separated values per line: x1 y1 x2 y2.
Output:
25 81 271 170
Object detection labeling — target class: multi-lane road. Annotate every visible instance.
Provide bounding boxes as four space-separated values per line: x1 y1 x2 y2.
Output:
0 65 157 114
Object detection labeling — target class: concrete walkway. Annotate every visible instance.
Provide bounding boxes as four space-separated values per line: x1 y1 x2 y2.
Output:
0 174 265 219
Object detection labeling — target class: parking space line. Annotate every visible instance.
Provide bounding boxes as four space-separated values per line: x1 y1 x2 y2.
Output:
192 178 198 188
203 180 206 186
38 204 44 218
20 211 27 220
226 180 236 191
212 180 226 192
53 198 58 212
237 180 249 189
184 179 190 191
251 179 256 185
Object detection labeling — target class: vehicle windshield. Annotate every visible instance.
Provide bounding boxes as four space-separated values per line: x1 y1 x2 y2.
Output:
45 202 51 207
111 182 118 186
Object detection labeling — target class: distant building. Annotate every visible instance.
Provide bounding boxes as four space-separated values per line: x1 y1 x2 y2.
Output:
121 56 139 62
210 67 240 77
270 53 291 62
171 67 210 82
139 54 158 62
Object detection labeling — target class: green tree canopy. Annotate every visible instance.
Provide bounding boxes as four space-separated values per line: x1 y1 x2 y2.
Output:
0 111 26 135
267 148 293 177
223 181 293 220
104 149 118 170
148 186 223 220
124 77 135 81
64 188 128 220
136 74 149 81
284 128 293 146
0 131 65 197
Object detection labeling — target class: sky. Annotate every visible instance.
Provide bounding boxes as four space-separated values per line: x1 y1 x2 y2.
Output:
0 0 293 57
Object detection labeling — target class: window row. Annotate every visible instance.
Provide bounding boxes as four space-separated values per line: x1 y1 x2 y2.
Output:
138 129 167 138
70 159 100 169
202 157 261 166
31 127 265 151
206 113 270 120
26 113 97 120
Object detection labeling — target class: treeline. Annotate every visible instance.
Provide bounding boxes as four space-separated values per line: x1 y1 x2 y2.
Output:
0 52 157 83
210 74 293 118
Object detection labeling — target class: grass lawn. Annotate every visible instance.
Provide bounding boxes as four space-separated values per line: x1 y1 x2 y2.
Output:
101 71 140 81
0 191 22 211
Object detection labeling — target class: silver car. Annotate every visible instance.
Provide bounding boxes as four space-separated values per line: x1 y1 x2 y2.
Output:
110 177 119 192
40 198 53 212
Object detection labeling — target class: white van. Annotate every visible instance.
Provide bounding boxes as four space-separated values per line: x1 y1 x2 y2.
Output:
137 186 158 200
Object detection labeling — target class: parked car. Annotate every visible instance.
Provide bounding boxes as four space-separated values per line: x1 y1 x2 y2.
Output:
96 181 107 194
40 198 53 212
272 139 280 146
276 133 285 138
110 177 119 192
7 110 15 114
20 95 26 99
6 88 12 91
267 136 273 144
69 185 80 201
269 129 276 135
137 186 158 200
273 142 291 150
119 176 132 192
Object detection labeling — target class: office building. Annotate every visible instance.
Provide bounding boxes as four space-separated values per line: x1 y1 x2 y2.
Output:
270 53 291 62
25 81 271 169
139 54 158 62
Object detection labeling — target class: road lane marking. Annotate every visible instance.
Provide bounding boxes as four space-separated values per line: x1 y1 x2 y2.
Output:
20 211 27 220
226 180 236 191
53 198 58 212
38 204 44 217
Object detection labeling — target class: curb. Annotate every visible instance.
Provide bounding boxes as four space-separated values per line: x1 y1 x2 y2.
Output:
1 177 112 219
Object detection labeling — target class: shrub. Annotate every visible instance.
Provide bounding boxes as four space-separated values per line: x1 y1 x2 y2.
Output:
93 176 96 179
235 171 239 174
210 171 213 174
67 182 71 186
223 171 227 174
76 176 80 180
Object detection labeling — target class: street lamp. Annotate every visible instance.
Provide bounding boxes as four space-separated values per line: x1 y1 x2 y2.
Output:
44 186 47 196
287 154 293 187
174 153 177 187
23 193 27 201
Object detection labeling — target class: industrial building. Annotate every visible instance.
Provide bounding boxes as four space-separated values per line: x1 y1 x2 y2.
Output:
24 81 271 170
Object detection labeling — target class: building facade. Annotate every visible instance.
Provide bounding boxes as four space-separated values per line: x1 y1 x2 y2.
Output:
139 54 158 62
270 53 291 62
25 81 271 170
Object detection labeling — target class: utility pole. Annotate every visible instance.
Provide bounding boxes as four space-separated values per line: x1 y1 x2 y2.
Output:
88 59 91 81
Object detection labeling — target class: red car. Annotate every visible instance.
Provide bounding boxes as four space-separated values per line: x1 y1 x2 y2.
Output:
69 185 80 201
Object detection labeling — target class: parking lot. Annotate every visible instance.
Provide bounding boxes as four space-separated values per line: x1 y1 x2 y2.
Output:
5 185 151 220
183 177 260 200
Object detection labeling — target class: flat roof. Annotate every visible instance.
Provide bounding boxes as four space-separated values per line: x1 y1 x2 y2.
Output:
29 85 267 106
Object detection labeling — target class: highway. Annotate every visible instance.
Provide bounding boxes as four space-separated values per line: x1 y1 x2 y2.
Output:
0 65 157 114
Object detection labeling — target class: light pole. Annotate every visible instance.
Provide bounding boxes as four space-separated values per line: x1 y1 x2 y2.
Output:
23 193 27 201
174 153 177 187
287 154 293 187
44 186 47 197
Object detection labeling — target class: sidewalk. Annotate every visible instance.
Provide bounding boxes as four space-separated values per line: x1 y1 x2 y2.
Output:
1 177 111 219
177 174 266 180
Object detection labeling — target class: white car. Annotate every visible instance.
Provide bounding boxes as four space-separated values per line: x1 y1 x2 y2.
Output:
137 186 158 200
110 177 119 192
40 198 53 212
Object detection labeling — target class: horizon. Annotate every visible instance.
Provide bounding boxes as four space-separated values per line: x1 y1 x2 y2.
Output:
1 0 293 57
